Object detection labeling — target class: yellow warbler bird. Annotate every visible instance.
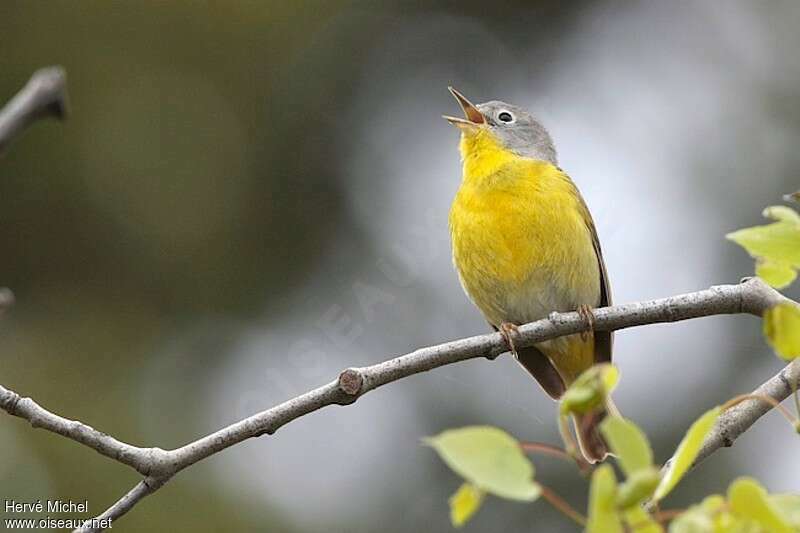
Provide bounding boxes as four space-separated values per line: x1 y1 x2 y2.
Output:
444 87 612 463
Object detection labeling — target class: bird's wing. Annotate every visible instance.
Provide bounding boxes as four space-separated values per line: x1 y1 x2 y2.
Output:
570 179 613 363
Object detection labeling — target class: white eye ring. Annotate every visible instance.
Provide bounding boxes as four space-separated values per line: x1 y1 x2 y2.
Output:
497 110 515 124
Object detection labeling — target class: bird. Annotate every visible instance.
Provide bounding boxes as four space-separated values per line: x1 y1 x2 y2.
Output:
444 87 613 463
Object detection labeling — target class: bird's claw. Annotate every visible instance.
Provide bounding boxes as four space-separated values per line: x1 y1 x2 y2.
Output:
577 305 596 341
499 322 520 357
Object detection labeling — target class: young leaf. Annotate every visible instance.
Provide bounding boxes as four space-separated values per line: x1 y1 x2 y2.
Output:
727 207 800 262
764 205 800 224
669 494 731 533
667 509 712 533
763 303 800 360
600 364 620 394
728 477 793 533
587 464 623 533
616 468 661 509
560 364 619 416
771 494 800 528
623 505 663 533
756 259 797 289
600 416 653 476
425 426 541 501
727 204 800 288
449 482 485 528
653 407 721 501
559 385 598 415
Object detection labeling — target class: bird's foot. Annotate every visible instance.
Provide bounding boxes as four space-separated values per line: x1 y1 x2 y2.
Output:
577 305 596 342
499 322 520 357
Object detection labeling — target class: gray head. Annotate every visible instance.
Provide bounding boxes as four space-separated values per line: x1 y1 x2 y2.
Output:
443 87 558 164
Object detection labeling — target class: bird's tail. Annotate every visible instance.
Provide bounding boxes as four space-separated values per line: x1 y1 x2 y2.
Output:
573 396 619 464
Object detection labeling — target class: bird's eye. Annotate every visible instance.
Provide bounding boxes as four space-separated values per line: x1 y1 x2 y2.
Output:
497 111 515 124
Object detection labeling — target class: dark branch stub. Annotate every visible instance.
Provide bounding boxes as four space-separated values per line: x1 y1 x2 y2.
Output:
27 67 69 120
0 66 68 154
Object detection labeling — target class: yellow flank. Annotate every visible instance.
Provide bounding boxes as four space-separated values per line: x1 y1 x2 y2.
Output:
449 128 601 385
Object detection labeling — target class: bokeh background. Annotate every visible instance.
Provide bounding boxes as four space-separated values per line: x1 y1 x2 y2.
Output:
2 1 799 531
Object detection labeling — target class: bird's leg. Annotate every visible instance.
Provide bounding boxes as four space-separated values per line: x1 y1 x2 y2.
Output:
577 304 595 341
499 322 520 356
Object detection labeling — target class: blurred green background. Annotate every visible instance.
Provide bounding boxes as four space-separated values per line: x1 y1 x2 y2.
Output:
1 1 798 531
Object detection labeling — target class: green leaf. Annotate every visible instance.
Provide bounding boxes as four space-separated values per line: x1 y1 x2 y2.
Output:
756 259 797 289
587 464 624 533
449 482 485 528
560 364 619 416
654 407 721 501
763 303 800 360
728 204 800 288
668 495 732 533
728 477 793 533
560 385 598 415
600 364 621 393
699 494 725 512
764 205 800 224
616 468 661 509
726 206 800 267
667 510 711 533
600 416 654 476
770 494 800 528
425 426 541 501
624 506 663 533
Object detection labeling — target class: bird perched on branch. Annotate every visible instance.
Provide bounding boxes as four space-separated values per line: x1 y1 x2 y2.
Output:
444 87 613 463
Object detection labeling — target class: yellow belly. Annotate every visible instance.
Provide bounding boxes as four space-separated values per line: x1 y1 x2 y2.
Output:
449 155 601 384
449 159 600 323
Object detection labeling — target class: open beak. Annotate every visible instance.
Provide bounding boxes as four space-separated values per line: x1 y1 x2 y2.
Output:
443 87 485 128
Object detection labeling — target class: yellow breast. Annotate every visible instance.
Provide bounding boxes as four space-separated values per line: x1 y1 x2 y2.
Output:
448 128 600 328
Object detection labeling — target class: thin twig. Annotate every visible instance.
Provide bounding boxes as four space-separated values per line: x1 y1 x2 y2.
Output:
646 360 800 514
0 67 68 153
684 357 800 469
721 393 798 427
0 384 164 474
74 478 164 533
538 484 587 527
519 441 592 474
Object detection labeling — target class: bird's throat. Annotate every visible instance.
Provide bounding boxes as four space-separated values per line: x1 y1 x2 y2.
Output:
459 129 519 185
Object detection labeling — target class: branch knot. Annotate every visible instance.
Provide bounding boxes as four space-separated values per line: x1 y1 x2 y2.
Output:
337 368 363 396
1 389 22 415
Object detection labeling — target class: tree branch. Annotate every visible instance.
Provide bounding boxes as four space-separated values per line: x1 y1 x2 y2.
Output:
0 66 68 154
1 279 795 531
645 354 800 512
0 385 165 475
74 479 163 533
690 357 800 467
